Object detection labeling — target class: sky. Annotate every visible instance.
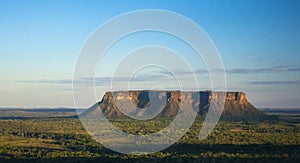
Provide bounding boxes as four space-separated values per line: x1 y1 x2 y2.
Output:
0 0 300 108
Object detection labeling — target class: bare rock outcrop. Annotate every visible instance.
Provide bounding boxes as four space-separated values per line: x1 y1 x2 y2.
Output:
81 90 265 120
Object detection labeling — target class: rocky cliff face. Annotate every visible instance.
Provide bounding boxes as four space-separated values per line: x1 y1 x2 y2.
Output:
81 90 265 120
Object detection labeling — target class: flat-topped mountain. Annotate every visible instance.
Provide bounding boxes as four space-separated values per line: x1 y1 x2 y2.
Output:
81 90 266 120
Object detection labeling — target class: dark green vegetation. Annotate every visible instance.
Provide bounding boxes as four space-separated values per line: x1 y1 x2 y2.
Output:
0 109 299 162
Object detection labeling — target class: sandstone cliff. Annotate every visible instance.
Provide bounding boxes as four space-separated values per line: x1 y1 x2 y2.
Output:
81 90 265 120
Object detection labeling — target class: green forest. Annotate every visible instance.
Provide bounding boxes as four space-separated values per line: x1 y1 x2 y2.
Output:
0 110 299 162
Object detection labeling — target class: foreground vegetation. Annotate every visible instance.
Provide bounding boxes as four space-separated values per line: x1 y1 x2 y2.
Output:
0 111 299 162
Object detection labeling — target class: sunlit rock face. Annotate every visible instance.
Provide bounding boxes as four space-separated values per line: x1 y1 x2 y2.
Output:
81 90 265 120
225 92 246 104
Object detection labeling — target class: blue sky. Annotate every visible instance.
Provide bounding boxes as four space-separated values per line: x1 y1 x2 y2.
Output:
0 0 300 108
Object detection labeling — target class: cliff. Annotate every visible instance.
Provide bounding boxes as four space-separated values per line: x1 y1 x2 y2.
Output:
81 90 266 120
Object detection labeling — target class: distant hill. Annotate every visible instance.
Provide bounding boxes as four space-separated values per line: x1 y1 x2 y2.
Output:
259 108 300 114
81 90 268 121
0 108 81 119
